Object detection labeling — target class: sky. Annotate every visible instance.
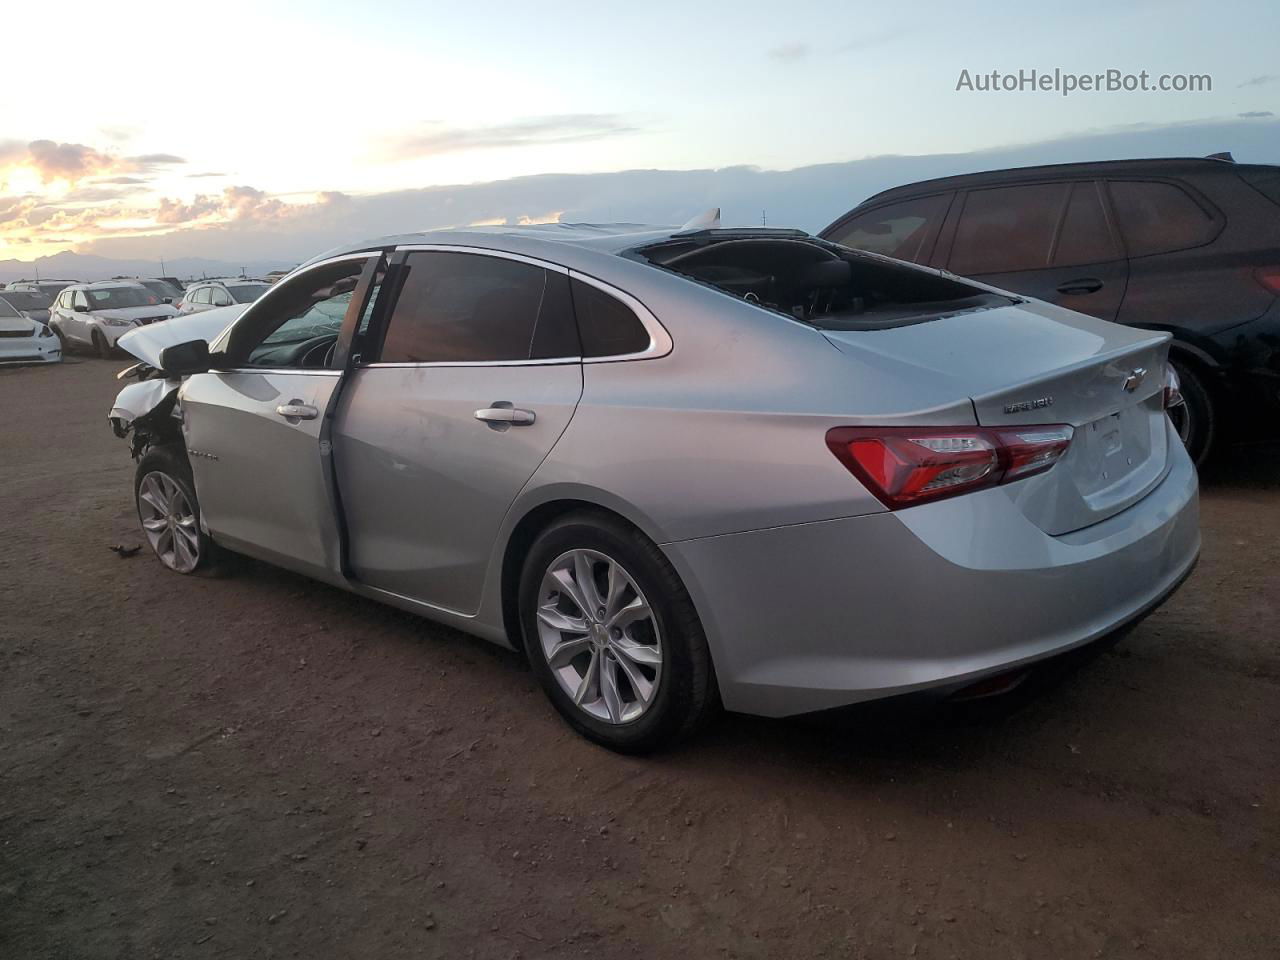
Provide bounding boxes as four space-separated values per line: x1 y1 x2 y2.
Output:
0 0 1276 265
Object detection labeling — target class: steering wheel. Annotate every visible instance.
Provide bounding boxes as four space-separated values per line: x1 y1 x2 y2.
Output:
285 334 338 368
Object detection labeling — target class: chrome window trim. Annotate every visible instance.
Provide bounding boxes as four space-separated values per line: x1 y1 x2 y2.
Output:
362 244 672 368
208 367 342 377
393 243 570 274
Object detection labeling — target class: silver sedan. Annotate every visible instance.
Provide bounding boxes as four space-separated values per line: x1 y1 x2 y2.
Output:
108 223 1200 752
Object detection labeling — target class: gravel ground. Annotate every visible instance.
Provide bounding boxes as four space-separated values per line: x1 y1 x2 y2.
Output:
2 356 1277 959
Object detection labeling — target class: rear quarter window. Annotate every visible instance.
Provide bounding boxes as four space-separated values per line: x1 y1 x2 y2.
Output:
570 279 650 357
1107 180 1220 257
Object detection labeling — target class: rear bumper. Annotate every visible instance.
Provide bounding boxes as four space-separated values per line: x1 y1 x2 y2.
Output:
663 435 1200 718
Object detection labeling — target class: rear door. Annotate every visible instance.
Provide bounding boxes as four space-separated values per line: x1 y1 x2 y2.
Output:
178 253 383 579
333 247 583 615
941 180 1129 321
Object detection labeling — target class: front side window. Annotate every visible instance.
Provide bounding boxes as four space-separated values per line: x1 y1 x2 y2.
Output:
209 287 233 307
73 291 89 310
0 297 20 318
828 194 951 263
1107 180 1219 257
378 251 574 364
221 257 374 369
949 182 1070 275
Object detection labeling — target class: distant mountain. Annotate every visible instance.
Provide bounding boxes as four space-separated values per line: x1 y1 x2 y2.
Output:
0 251 297 284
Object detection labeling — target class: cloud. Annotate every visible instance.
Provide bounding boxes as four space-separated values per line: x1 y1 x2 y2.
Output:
25 140 118 182
0 139 185 185
1238 111 1274 118
98 175 151 185
155 185 290 225
768 42 810 63
389 114 637 158
1238 74 1278 88
187 171 227 178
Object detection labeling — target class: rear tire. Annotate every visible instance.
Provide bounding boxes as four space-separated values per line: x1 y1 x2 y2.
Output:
519 511 717 753
93 329 112 360
1168 357 1215 467
134 446 219 575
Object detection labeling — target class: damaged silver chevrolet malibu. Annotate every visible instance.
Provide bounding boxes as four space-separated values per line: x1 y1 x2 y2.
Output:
108 222 1200 752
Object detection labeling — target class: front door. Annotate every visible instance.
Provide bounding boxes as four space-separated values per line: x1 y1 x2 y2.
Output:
178 253 382 580
334 248 584 615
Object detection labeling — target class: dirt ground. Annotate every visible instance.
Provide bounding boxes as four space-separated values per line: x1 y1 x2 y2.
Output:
1 356 1277 960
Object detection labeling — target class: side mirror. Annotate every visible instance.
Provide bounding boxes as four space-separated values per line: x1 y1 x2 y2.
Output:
163 297 174 305
73 303 89 313
159 338 211 377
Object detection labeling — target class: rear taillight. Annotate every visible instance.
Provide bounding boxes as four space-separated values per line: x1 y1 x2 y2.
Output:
826 424 1074 509
1162 366 1184 411
1255 267 1280 296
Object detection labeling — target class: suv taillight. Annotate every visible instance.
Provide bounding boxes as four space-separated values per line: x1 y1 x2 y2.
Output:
1255 268 1280 296
826 425 1074 509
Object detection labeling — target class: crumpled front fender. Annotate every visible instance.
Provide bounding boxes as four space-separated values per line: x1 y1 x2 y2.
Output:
109 379 179 436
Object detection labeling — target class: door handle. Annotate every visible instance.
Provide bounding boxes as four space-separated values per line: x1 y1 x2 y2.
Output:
475 406 536 426
276 402 319 421
1056 277 1104 295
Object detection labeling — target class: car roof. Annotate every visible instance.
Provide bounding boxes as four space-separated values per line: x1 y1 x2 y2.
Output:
76 280 148 289
303 223 815 272
854 156 1278 208
849 156 1280 207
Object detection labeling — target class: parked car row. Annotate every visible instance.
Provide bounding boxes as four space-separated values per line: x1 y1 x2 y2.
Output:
0 275 275 364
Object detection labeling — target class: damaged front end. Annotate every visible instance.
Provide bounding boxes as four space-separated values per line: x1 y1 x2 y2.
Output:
109 363 183 459
106 306 244 459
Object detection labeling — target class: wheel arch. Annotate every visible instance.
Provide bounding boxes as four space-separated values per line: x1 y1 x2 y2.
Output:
496 492 668 658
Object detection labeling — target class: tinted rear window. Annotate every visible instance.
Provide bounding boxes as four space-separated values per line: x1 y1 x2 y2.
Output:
1108 180 1218 256
379 251 573 363
1053 182 1118 267
570 279 650 357
949 182 1069 275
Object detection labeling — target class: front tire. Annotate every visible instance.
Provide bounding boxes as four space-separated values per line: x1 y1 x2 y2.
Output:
1168 357 1215 467
519 512 717 753
134 446 216 575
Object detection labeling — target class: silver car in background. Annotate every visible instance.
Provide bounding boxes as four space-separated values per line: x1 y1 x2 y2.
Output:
108 224 1200 752
177 278 271 315
0 294 60 365
49 281 178 358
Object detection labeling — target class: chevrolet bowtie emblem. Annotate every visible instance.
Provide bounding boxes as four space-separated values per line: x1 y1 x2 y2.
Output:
1122 367 1147 392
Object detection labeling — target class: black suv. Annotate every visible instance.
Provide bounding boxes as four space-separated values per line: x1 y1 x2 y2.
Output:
820 157 1280 463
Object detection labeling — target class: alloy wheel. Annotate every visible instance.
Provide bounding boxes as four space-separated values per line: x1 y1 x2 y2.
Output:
1167 392 1191 444
535 549 663 724
137 471 201 573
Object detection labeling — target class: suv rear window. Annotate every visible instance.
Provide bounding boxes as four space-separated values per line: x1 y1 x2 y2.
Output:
638 234 1012 332
1107 180 1219 257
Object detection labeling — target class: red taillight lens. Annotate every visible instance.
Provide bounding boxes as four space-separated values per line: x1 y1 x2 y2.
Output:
826 425 1074 509
1255 267 1280 296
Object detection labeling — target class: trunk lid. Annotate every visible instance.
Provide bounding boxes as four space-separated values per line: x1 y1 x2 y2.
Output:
822 298 1173 534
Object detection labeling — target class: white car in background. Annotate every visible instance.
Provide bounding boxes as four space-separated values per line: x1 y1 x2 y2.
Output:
177 279 271 315
0 294 61 365
48 281 178 358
